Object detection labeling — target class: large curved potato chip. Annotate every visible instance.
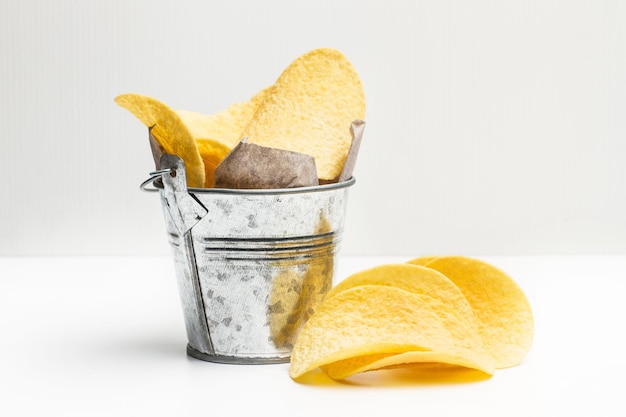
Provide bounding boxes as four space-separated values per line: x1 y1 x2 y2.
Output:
114 93 205 188
312 263 494 380
407 256 534 368
241 48 366 182
288 285 494 380
324 263 486 347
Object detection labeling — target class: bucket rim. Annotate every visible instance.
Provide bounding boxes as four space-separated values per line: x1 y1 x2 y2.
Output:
151 176 356 195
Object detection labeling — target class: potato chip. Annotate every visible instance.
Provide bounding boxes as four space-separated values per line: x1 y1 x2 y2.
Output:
241 48 366 182
175 88 271 188
114 93 205 188
175 86 271 149
325 264 477 323
322 350 495 380
288 285 495 380
408 256 534 368
324 263 485 338
195 138 231 188
117 49 366 187
310 263 494 380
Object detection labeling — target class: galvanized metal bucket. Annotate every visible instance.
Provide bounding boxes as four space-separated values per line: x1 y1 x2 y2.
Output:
140 154 355 364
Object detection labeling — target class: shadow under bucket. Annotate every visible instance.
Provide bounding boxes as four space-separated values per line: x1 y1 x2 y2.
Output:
141 154 355 364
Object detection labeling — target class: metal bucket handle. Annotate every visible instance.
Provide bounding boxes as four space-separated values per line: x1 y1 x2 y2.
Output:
139 154 208 236
139 168 172 192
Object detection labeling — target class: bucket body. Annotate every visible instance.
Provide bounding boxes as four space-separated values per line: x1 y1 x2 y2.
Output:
150 154 354 364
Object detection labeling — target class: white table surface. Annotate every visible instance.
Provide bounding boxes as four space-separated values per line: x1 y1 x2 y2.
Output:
1 255 625 416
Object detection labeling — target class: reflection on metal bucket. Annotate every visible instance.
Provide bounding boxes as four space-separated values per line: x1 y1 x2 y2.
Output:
141 154 354 364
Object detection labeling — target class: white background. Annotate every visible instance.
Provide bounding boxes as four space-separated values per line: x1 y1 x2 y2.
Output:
1 0 625 257
3 255 626 416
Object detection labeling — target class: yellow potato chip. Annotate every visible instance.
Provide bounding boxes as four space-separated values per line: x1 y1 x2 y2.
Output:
288 285 494 380
311 263 493 380
325 264 478 325
195 138 231 188
114 93 205 188
324 263 485 344
175 87 271 187
408 256 534 368
241 48 366 182
322 350 495 380
176 86 271 149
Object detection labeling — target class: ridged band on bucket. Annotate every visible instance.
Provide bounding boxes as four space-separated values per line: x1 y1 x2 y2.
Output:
143 154 355 364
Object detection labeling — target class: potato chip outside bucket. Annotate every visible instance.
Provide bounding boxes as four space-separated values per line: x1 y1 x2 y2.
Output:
140 154 355 364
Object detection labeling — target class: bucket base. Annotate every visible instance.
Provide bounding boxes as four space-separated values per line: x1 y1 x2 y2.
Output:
186 344 291 365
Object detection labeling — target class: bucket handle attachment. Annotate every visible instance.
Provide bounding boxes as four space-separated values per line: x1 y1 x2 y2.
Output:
139 168 173 192
140 155 208 236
